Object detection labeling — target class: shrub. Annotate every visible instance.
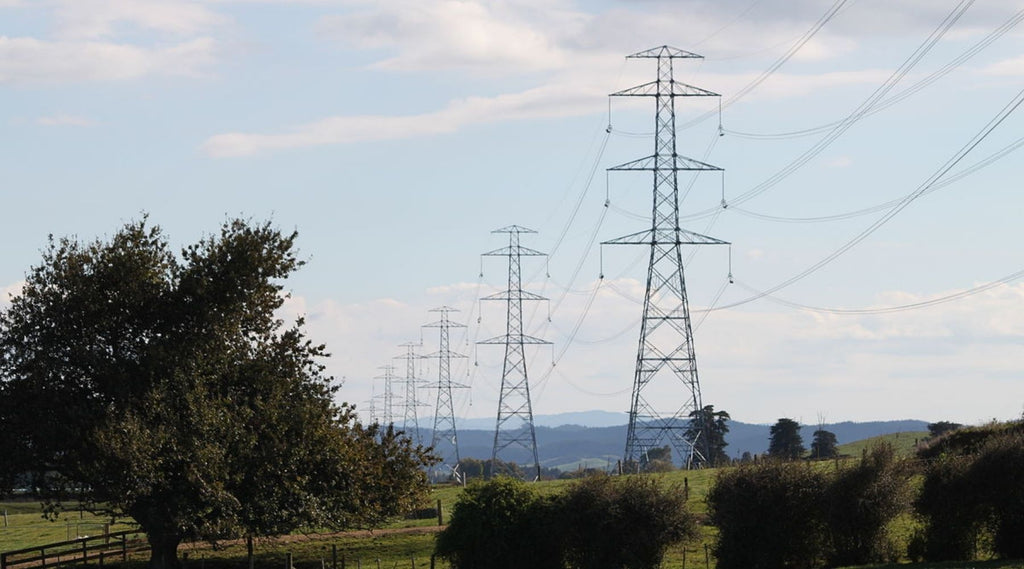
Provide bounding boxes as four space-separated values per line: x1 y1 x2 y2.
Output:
969 431 1024 559
433 477 561 569
559 474 698 569
915 454 985 561
708 461 828 569
915 422 1024 562
435 474 699 569
824 444 912 567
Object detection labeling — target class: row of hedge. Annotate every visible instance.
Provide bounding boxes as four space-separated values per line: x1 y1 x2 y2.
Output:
434 474 698 569
708 422 1024 569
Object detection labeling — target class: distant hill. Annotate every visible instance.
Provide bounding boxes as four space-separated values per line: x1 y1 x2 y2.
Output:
409 413 930 468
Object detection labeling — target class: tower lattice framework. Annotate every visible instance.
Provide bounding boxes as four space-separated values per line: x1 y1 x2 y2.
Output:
374 364 397 426
479 225 550 481
603 46 729 469
395 342 425 446
425 306 467 481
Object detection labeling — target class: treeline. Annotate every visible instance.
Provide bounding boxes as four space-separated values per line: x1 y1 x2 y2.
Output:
709 420 1024 569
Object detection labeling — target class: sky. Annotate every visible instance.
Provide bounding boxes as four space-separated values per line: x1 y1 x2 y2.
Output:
2 0 1023 428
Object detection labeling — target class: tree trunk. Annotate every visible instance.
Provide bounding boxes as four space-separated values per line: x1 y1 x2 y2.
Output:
147 531 183 569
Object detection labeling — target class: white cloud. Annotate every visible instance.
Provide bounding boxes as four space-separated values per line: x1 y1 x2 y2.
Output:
52 0 226 40
318 0 588 73
201 79 608 156
981 55 1024 76
291 279 1024 425
0 36 216 84
36 114 99 127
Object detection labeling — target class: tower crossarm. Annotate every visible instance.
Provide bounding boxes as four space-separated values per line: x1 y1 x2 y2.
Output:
482 245 547 257
612 80 719 98
627 45 704 59
478 333 552 345
481 290 548 301
609 154 722 171
602 228 730 246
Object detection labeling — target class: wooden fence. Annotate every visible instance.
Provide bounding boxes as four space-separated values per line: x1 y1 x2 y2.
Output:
1 529 148 569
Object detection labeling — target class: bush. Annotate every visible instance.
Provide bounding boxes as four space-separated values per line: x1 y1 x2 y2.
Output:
433 477 561 569
915 423 1024 562
824 444 911 566
915 454 985 561
967 431 1024 559
708 461 829 569
559 474 698 569
435 475 699 569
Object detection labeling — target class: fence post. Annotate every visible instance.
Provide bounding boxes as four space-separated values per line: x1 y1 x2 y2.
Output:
286 552 292 569
3 509 7 528
82 539 88 565
332 545 338 569
122 537 128 562
430 555 435 569
40 548 47 569
436 499 443 526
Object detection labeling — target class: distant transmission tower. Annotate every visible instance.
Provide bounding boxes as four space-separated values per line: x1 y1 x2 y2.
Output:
374 364 397 426
395 342 425 445
603 46 729 469
425 306 468 481
479 225 550 481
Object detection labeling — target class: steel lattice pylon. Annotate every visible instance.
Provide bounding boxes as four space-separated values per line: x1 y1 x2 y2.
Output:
603 46 729 469
479 225 550 481
424 306 467 482
395 342 425 446
374 364 397 426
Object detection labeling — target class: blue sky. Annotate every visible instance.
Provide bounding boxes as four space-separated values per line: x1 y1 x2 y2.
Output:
2 0 1023 427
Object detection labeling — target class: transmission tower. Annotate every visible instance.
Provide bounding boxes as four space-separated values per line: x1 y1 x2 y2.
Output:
478 225 550 481
374 364 397 426
603 46 729 469
395 342 426 446
424 306 468 481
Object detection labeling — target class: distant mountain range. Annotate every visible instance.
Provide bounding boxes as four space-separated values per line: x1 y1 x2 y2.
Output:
409 411 930 470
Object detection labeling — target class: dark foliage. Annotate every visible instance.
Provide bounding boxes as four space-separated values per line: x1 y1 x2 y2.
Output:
435 475 698 569
0 219 434 569
915 454 984 561
686 405 731 467
927 421 963 439
915 422 1024 562
768 418 806 460
708 461 829 569
824 444 911 566
559 474 698 569
809 430 839 460
433 478 563 569
969 431 1024 559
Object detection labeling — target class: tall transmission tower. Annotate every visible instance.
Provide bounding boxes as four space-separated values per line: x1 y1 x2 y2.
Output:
395 342 425 446
478 225 550 481
603 46 729 469
424 306 468 481
374 364 397 426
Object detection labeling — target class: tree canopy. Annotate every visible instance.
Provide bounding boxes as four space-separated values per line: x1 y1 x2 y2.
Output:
0 218 433 569
810 429 839 460
768 418 806 460
686 405 731 467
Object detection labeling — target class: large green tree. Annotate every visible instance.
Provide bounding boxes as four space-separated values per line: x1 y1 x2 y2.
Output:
768 418 806 460
686 405 731 467
0 218 433 569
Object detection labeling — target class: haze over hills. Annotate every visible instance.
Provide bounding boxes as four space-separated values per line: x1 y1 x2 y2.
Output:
413 411 930 469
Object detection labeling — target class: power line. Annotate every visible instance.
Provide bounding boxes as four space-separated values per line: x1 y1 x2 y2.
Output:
706 83 1024 312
